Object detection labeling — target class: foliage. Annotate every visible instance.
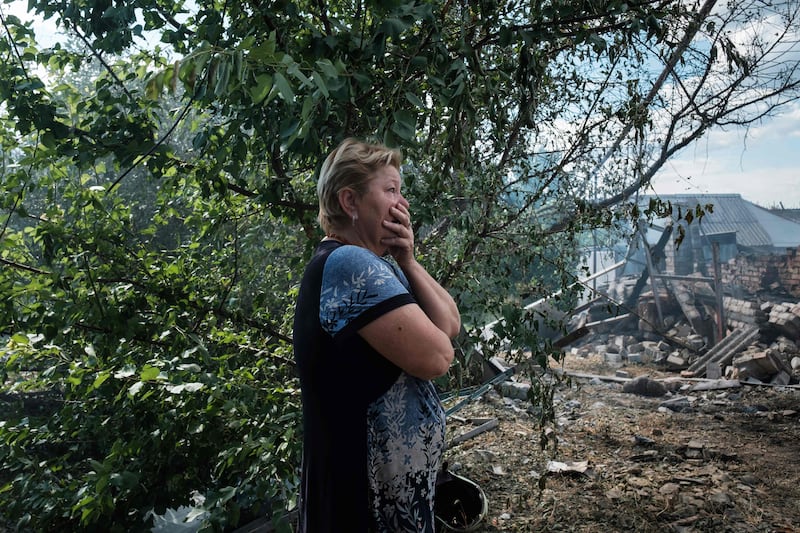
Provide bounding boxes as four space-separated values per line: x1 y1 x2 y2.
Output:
1 0 798 529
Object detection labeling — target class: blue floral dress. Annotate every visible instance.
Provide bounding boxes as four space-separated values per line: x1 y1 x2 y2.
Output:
293 240 446 532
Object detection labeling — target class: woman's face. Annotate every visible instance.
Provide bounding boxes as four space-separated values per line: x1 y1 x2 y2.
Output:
353 165 408 255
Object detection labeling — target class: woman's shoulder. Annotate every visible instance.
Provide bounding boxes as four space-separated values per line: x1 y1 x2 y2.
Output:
327 243 382 265
323 245 403 288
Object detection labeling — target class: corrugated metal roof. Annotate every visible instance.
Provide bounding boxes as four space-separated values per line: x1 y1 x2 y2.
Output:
745 202 800 248
641 194 800 249
771 208 800 224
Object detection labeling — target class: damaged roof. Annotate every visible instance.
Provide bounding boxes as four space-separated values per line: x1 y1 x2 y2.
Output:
642 194 800 249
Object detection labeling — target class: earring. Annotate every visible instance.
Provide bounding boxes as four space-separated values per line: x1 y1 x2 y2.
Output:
352 213 358 226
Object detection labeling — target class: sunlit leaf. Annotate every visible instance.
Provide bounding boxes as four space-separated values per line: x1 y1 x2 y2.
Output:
140 365 160 381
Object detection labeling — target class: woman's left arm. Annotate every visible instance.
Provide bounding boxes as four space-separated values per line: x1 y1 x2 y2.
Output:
398 259 461 339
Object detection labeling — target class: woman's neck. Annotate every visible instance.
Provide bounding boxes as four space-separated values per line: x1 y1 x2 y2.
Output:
324 230 383 256
325 232 351 245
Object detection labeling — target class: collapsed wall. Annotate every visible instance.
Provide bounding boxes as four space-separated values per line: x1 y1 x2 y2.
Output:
722 246 800 298
571 245 800 385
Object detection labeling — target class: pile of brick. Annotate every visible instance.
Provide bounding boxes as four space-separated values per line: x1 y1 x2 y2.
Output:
723 297 800 337
721 246 800 298
568 306 800 385
723 297 767 330
731 339 797 385
761 301 800 338
563 246 800 386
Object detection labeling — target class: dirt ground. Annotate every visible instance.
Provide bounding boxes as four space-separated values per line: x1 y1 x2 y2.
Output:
441 353 800 533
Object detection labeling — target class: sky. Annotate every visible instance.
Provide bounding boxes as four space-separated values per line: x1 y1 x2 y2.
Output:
4 1 800 209
650 101 800 209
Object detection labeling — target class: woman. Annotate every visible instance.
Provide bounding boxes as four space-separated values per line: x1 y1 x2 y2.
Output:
293 138 461 532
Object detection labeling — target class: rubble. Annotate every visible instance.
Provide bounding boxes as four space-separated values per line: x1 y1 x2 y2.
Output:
684 325 761 379
622 375 668 397
564 267 800 386
549 239 800 385
445 242 800 530
442 363 800 532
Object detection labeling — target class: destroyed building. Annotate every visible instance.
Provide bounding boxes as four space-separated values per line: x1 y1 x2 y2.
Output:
569 194 800 386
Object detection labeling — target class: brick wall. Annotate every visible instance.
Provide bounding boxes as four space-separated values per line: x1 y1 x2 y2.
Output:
721 246 800 298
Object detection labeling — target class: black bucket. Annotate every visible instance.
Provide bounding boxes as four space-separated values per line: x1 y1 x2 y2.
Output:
434 467 488 532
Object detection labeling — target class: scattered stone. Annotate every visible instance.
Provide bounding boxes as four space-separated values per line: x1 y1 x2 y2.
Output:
622 375 668 397
666 353 688 370
660 396 693 412
498 381 530 400
626 352 642 363
690 379 741 392
546 460 591 476
709 491 732 508
659 482 681 495
633 434 656 446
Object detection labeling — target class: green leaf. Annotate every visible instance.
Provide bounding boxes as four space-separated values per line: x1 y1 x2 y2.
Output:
405 92 425 108
315 59 339 78
139 365 160 381
166 382 204 394
249 36 276 61
145 74 162 99
92 371 110 390
311 71 329 98
214 58 231 96
391 109 416 141
10 333 29 345
273 72 294 101
286 61 311 87
379 17 410 38
41 132 56 149
109 471 140 490
249 73 273 103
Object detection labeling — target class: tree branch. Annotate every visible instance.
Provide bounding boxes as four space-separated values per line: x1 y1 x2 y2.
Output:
63 19 134 101
0 257 51 276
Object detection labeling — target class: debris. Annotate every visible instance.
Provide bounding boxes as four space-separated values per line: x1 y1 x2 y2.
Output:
546 460 591 476
689 379 741 392
622 375 668 397
497 381 530 401
684 326 760 378
448 419 499 448
659 396 693 413
449 240 800 530
733 348 791 381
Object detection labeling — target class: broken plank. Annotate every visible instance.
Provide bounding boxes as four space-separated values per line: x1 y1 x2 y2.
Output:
448 418 499 448
689 379 741 392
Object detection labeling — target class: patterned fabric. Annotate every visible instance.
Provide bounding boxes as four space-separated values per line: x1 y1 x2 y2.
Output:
320 245 445 531
293 242 446 532
367 373 445 532
320 245 411 336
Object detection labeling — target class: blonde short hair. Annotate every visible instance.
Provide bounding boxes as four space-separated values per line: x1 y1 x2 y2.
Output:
317 138 402 233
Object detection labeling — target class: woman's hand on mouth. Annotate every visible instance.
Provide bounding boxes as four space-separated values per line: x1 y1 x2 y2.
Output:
383 204 414 266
